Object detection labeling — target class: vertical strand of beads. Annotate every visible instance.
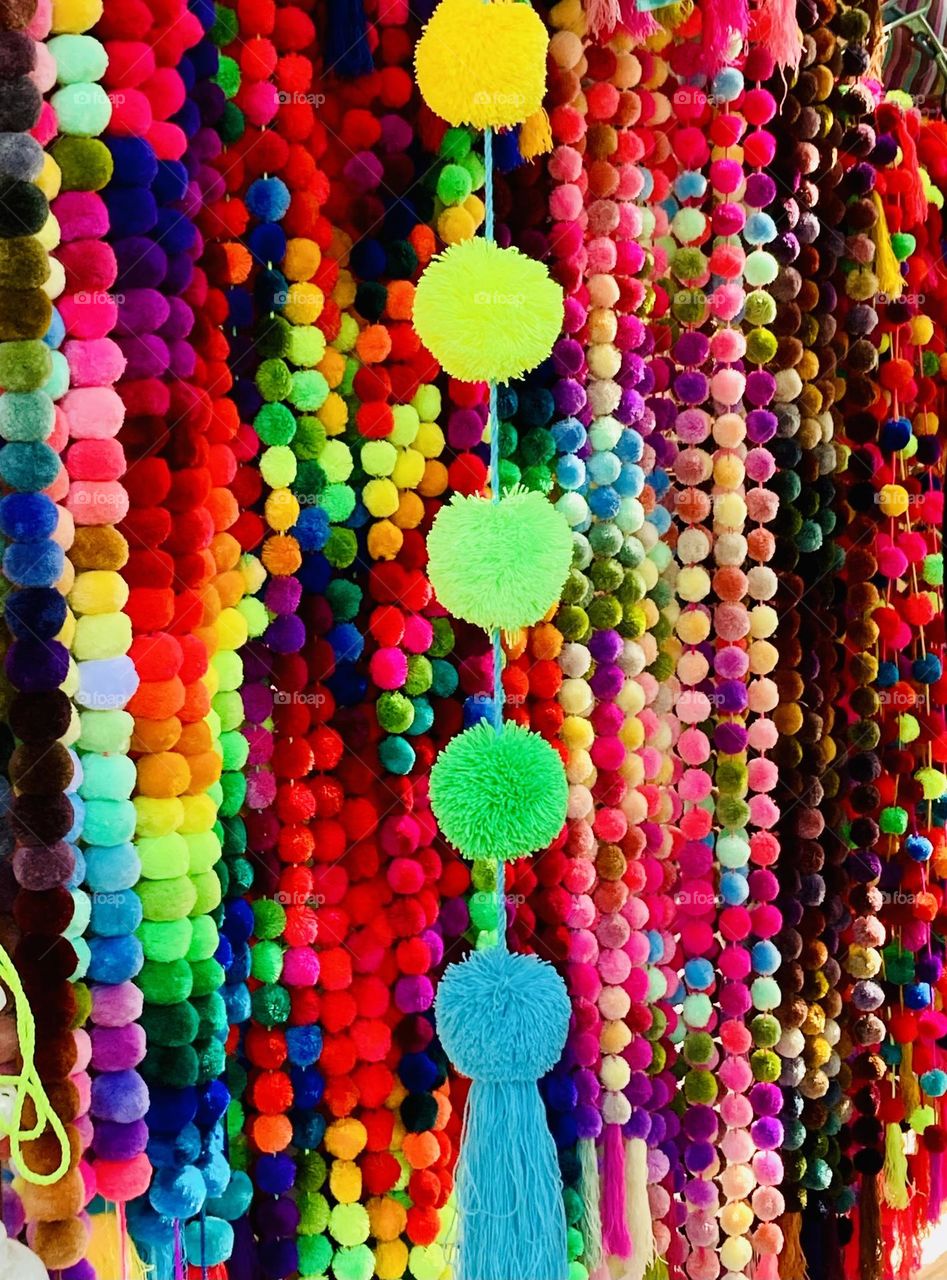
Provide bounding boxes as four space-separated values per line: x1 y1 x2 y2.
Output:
415 6 575 1279
49 0 156 1244
0 0 85 1267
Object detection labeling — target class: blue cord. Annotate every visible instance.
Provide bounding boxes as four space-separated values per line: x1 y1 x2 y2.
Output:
484 126 507 947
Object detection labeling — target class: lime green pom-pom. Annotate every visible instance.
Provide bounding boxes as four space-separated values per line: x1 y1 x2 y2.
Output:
413 239 563 383
329 1204 370 1247
427 488 572 632
430 720 567 860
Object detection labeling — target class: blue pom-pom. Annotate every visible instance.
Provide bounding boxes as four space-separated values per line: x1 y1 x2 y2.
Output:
920 1069 947 1097
153 159 189 203
292 1112 326 1151
437 946 569 1081
43 307 65 349
674 171 707 200
587 453 620 486
913 653 942 685
0 441 60 491
147 1086 198 1135
227 285 254 330
290 1064 324 1110
406 698 434 736
751 940 781 975
719 870 749 906
90 889 143 937
398 1051 440 1093
147 1123 202 1171
905 982 932 1009
255 1153 296 1195
349 238 388 280
588 486 620 519
551 416 586 453
378 735 415 775
744 211 777 245
880 417 912 453
328 621 362 662
876 660 899 688
150 1165 207 1219
197 1151 231 1199
4 586 66 639
517 387 554 428
106 136 159 188
223 897 254 944
684 958 714 990
155 208 197 256
105 188 158 237
556 455 585 490
4 539 64 587
907 835 933 862
87 935 142 984
286 1024 322 1067
712 66 744 100
196 1079 230 1127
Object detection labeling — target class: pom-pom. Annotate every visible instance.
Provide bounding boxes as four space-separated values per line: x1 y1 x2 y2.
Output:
430 720 567 860
413 239 563 383
426 489 572 632
415 0 548 128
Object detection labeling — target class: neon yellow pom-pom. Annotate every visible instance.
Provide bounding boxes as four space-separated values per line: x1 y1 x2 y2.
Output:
415 0 548 127
413 239 563 383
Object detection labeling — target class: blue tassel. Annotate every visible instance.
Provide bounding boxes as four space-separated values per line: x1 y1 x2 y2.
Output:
437 946 570 1280
326 0 373 78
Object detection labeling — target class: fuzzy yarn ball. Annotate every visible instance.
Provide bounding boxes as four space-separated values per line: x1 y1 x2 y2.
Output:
413 239 563 383
427 488 572 632
430 720 567 860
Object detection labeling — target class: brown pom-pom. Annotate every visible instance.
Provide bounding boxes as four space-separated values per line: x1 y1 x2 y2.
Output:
9 742 73 794
13 890 75 939
33 1033 77 1080
8 692 71 742
19 1126 81 1177
596 844 625 880
18 1167 84 1220
69 525 128 570
32 1218 88 1271
0 287 51 340
20 1079 79 1128
0 0 37 29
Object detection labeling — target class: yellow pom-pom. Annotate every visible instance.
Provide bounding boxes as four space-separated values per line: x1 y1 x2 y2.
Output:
437 206 476 245
415 422 445 458
391 447 425 490
363 478 399 518
283 282 324 325
415 0 548 127
325 1118 367 1161
878 483 909 517
413 239 563 383
37 154 62 200
52 0 103 32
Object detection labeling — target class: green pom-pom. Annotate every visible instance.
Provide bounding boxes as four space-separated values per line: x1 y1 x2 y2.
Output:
256 358 292 402
138 958 193 1005
427 489 572 632
139 1002 199 1047
51 83 111 136
746 327 778 365
325 526 357 568
716 796 750 829
332 1244 374 1280
436 163 473 206
683 1069 717 1103
0 341 51 392
51 136 112 190
253 899 286 940
325 579 361 621
288 325 325 367
413 239 563 382
250 983 290 1027
214 54 241 97
683 1031 714 1065
329 1204 369 1247
751 1049 782 1082
47 34 109 82
439 127 473 161
298 1235 333 1275
255 402 296 446
430 720 567 860
428 617 455 658
290 370 329 411
250 940 283 984
218 102 244 143
404 655 433 696
321 484 356 523
377 692 415 734
751 1013 781 1046
880 805 908 834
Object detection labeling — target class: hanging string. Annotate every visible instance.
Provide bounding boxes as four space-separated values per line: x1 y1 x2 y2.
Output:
0 945 69 1185
174 1218 185 1280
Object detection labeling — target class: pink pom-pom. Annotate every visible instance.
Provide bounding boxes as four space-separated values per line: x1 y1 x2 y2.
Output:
370 646 408 690
281 947 320 986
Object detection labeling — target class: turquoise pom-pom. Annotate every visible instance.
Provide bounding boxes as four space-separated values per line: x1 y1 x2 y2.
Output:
427 487 573 632
430 720 567 860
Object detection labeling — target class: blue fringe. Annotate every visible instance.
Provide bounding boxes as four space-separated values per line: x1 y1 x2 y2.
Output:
454 1079 568 1280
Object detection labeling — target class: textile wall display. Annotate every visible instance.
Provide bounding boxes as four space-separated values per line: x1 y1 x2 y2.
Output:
0 0 944 1278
